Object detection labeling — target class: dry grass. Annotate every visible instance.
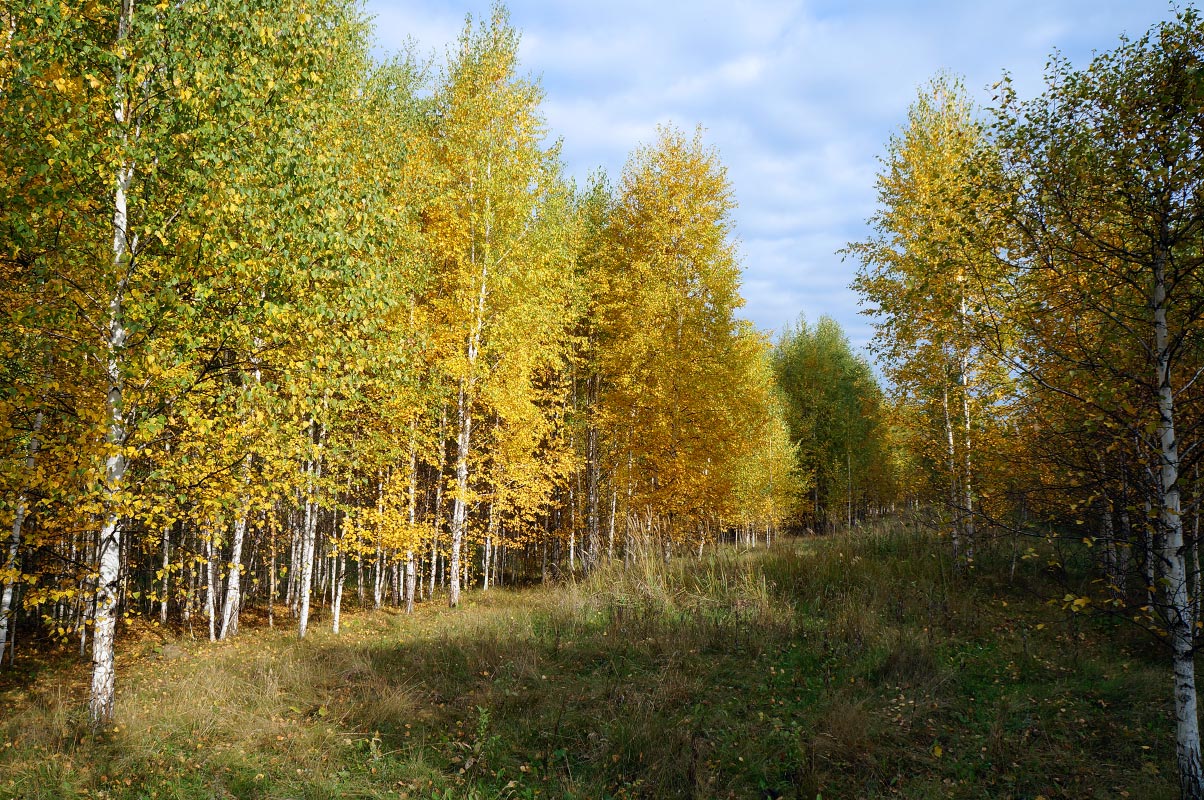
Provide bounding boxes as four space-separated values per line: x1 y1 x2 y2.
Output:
0 520 1184 799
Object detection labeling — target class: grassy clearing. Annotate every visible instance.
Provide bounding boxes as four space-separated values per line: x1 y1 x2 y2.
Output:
0 518 1179 799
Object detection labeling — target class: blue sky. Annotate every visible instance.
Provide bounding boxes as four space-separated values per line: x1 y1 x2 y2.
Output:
362 0 1177 357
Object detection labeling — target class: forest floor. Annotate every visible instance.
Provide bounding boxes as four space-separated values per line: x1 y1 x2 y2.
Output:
0 518 1179 799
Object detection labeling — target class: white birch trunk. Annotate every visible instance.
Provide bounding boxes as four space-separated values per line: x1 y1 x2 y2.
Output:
449 190 490 606
158 523 170 625
404 551 416 614
298 451 320 639
374 545 385 610
220 342 259 639
405 424 418 614
482 536 491 591
1151 252 1203 798
568 482 576 574
91 367 126 725
941 381 960 563
90 0 135 719
268 516 276 629
608 489 617 561
1146 499 1158 610
450 378 473 608
959 337 975 560
219 511 247 640
204 532 217 643
483 501 496 592
332 551 345 634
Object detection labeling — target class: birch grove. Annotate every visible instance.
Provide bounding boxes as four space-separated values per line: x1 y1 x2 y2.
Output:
0 2 797 726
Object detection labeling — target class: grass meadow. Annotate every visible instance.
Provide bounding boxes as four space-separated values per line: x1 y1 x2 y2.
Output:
0 518 1177 799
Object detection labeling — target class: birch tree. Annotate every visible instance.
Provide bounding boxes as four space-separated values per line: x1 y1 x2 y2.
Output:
848 73 1011 560
597 125 746 550
425 5 563 607
988 12 1204 793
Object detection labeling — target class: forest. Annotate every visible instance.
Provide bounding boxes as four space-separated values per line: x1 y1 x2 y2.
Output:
2 1 1204 799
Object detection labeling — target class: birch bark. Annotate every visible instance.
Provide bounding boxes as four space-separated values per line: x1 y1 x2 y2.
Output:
90 0 135 724
219 485 248 640
405 426 418 614
1152 248 1202 798
449 256 488 608
298 438 322 638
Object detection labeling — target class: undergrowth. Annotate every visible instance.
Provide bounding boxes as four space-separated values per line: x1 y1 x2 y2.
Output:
0 518 1178 798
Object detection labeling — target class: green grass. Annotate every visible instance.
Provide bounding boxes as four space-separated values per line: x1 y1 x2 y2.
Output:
0 518 1179 799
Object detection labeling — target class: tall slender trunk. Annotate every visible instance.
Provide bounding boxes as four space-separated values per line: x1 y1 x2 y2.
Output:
483 502 496 591
569 480 576 574
959 337 975 560
374 545 385 610
356 555 364 604
330 482 347 634
941 381 960 564
624 450 635 566
90 0 136 727
1146 498 1158 610
496 534 503 587
204 530 217 643
450 381 472 608
1151 251 1202 798
298 441 321 639
449 187 491 606
1101 503 1120 602
221 344 260 639
89 279 125 706
373 472 385 610
586 389 600 571
1 410 42 666
158 522 170 625
1194 466 1201 627
405 424 418 614
332 550 345 635
319 538 330 603
268 513 277 629
430 408 446 598
608 489 617 561
219 502 248 640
